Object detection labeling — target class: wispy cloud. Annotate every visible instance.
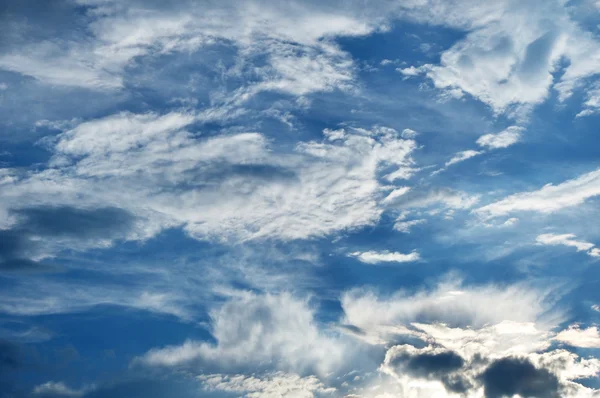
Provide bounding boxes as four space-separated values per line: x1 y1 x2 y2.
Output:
536 233 599 258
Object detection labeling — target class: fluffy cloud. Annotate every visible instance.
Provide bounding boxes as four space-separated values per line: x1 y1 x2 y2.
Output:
475 168 600 219
555 325 600 348
137 292 346 376
536 233 599 257
476 126 524 149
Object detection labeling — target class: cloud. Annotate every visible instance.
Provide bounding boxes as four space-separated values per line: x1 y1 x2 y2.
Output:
476 126 524 149
475 168 600 218
396 0 600 116
0 280 189 320
555 325 600 348
2 115 418 243
444 150 482 167
349 250 420 264
393 218 426 233
33 381 92 397
0 0 381 96
382 345 470 394
480 357 560 398
0 206 135 271
576 82 600 117
136 292 346 376
384 188 479 210
197 372 335 398
342 279 600 397
536 233 599 257
341 278 562 345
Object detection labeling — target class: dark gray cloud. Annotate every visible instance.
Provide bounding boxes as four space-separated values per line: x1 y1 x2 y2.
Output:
480 357 561 398
392 350 465 378
0 206 134 271
387 346 472 394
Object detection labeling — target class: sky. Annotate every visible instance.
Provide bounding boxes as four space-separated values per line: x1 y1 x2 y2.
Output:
1 0 600 397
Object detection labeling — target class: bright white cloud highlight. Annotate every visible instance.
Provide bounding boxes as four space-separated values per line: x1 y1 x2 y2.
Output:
555 325 600 348
349 250 420 264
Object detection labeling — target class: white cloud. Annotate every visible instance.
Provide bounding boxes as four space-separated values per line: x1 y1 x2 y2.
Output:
401 128 419 139
444 150 482 167
137 292 346 376
1 114 417 245
0 280 190 320
341 278 562 345
197 372 335 398
577 82 600 117
385 188 479 210
0 0 382 96
397 66 422 77
476 126 524 149
475 168 600 218
33 381 92 397
555 325 600 348
382 187 411 204
536 233 599 257
396 0 600 116
349 250 420 264
393 218 426 233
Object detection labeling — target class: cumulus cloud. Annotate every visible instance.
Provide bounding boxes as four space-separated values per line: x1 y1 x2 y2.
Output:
349 250 420 264
342 279 600 398
475 168 600 218
480 357 561 398
536 233 599 257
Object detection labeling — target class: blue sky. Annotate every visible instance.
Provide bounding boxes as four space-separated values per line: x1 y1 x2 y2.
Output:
1 0 600 397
